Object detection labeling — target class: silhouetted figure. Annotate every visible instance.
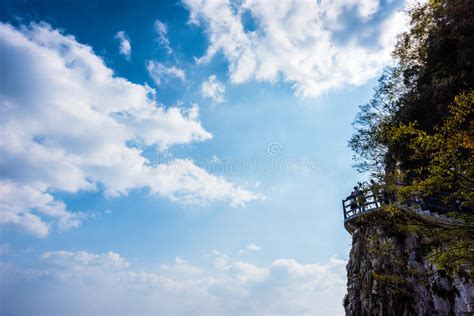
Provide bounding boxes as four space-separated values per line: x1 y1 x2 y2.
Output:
351 187 359 215
370 179 380 207
354 186 366 212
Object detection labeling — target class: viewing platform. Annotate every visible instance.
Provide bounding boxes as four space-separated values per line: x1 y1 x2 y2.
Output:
342 191 380 221
342 190 462 234
342 191 383 233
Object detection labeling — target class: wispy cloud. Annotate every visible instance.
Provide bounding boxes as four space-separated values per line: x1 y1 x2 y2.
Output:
201 75 225 103
146 60 186 86
238 243 261 254
246 243 261 252
41 250 129 269
154 20 172 54
114 30 131 60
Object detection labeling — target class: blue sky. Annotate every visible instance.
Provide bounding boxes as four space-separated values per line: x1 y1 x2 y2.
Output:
0 0 409 314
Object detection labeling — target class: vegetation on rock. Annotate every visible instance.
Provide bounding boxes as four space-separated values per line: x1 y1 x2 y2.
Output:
348 0 473 282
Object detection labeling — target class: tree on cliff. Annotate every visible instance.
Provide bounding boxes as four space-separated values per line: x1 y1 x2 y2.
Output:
348 0 473 274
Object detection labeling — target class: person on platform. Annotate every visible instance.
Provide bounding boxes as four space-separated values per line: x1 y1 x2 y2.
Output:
353 185 366 212
370 179 381 207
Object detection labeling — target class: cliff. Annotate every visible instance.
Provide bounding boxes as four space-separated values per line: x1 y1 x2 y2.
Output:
343 207 473 315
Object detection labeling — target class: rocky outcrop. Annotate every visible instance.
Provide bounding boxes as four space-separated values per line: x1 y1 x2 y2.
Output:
343 210 473 315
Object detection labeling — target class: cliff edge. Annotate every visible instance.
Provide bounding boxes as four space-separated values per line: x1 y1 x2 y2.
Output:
343 208 473 315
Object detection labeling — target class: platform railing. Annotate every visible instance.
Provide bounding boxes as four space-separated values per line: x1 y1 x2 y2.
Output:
342 191 379 220
342 188 466 221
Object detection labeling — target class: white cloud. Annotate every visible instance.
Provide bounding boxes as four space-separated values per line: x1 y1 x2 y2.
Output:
227 260 269 283
41 250 129 269
184 0 408 97
154 20 173 54
115 30 131 60
201 75 225 103
0 22 262 237
145 159 264 207
146 60 186 86
0 181 83 237
1 249 347 315
246 243 261 252
160 256 203 276
238 243 261 254
356 0 380 20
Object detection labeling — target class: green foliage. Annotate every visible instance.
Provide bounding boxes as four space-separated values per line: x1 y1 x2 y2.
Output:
429 239 474 276
372 272 407 286
349 0 474 277
379 91 474 277
372 271 413 298
366 233 398 256
389 91 474 205
350 0 474 180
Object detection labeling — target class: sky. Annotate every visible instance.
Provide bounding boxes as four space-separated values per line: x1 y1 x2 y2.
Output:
0 0 410 315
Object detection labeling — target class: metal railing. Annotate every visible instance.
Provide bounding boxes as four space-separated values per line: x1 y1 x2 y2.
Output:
342 188 469 221
342 191 383 220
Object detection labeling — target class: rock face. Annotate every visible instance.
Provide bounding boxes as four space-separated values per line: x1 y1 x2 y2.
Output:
343 211 473 315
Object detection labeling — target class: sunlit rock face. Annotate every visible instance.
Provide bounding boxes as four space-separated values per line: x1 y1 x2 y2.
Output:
343 212 473 315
